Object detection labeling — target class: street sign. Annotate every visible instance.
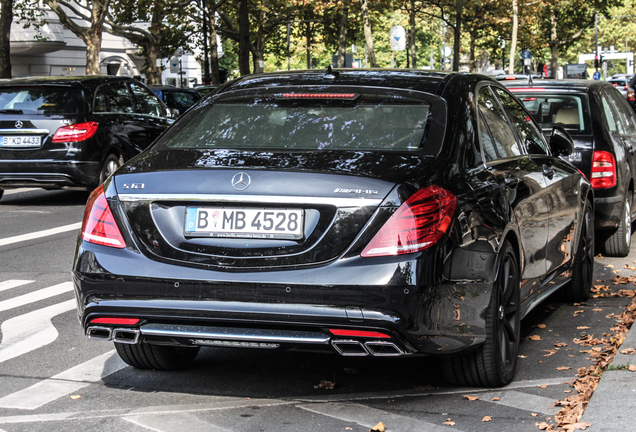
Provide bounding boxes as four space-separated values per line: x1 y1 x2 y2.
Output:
523 51 531 59
169 56 179 74
593 71 601 80
390 26 406 51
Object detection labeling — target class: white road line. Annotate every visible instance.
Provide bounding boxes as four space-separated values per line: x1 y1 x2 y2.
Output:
124 413 231 432
468 390 558 415
0 222 81 247
0 299 76 364
2 188 35 196
0 280 33 293
0 282 73 313
0 350 127 410
298 402 459 432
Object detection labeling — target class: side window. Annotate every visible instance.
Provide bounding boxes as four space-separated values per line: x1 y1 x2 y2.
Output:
494 87 550 156
604 89 635 134
129 82 164 117
478 86 521 158
93 83 134 114
477 110 499 162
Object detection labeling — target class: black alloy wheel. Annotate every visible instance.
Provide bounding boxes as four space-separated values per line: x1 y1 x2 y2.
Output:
99 154 123 185
562 201 594 302
602 192 632 257
115 342 200 370
442 240 521 387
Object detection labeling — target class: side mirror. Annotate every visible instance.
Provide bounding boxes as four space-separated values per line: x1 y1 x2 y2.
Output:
549 125 574 157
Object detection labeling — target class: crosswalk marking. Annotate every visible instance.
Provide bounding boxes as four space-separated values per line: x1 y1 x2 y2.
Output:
0 282 73 313
0 222 81 247
468 390 558 415
0 299 76 364
0 280 34 293
0 350 127 410
298 402 460 432
124 413 231 432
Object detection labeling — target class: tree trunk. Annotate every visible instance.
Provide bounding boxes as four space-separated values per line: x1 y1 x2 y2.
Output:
238 0 251 75
84 29 103 75
337 7 348 67
361 0 376 67
469 30 476 72
550 7 558 78
208 1 221 84
0 0 13 78
508 0 518 74
143 7 163 84
452 0 462 71
252 37 265 73
306 21 312 69
408 0 416 69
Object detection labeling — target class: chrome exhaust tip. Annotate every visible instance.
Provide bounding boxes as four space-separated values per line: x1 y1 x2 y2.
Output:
86 326 113 341
331 339 369 356
112 328 141 344
365 340 405 356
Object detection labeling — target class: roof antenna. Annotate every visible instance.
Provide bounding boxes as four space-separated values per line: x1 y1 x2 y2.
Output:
325 64 339 80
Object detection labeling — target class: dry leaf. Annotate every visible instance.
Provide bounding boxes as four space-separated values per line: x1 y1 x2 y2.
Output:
629 365 636 372
555 342 568 347
543 349 557 357
314 380 335 390
531 413 538 417
577 326 591 330
443 419 455 426
557 367 572 371
463 395 479 401
536 422 552 430
346 428 353 431
491 397 501 401
519 355 528 358
370 422 386 432
621 348 636 354
527 335 542 341
482 416 492 422
536 324 547 328
70 395 81 400
570 422 592 430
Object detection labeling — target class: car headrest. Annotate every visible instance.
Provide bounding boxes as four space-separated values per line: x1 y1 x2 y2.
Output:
555 107 579 126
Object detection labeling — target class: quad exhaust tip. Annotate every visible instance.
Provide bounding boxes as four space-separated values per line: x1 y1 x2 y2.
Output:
331 339 406 357
86 326 140 344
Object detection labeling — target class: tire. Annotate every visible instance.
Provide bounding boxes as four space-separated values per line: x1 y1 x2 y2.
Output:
602 193 632 257
114 342 200 370
0 189 3 201
442 241 521 387
562 201 594 302
99 154 123 185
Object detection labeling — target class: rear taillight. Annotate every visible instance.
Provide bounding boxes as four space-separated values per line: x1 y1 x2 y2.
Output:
361 185 457 257
52 121 98 143
590 150 617 189
81 185 126 248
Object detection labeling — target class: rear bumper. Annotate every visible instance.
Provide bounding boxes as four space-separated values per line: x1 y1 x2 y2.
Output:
72 241 493 357
594 194 624 230
0 160 100 190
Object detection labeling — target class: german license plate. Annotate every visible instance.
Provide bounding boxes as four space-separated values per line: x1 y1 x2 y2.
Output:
0 136 41 148
185 207 304 239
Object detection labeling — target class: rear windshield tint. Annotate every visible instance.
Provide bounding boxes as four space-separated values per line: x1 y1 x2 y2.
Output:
0 87 82 115
157 93 431 152
514 93 591 134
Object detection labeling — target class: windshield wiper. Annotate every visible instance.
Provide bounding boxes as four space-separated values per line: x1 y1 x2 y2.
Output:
0 109 23 114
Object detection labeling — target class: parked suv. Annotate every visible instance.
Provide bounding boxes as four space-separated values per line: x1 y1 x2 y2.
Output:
505 80 636 256
0 76 172 200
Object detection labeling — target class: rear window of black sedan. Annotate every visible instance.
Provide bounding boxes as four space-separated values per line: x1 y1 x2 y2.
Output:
0 86 82 115
157 92 432 152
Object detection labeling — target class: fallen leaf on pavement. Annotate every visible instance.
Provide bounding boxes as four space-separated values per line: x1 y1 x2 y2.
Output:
314 380 335 390
543 349 557 357
519 355 528 358
629 365 636 372
557 367 571 371
370 422 386 431
70 395 81 400
620 348 636 354
527 335 542 341
443 418 455 426
536 422 554 430
491 397 501 401
577 326 590 330
531 413 538 417
538 384 548 388
482 416 492 422
463 395 478 401
536 324 547 328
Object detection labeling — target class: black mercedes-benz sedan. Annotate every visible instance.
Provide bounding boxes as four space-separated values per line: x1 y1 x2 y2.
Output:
0 76 171 200
73 69 594 388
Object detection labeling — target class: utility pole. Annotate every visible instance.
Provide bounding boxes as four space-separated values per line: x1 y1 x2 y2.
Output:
201 0 211 85
595 12 599 73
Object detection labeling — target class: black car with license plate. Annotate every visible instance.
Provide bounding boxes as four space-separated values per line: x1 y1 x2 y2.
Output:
505 80 636 257
73 69 594 387
0 76 171 200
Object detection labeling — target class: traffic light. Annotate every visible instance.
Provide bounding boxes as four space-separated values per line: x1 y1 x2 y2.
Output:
594 55 599 69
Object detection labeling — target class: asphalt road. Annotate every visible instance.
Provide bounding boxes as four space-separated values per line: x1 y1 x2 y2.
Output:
1 188 634 432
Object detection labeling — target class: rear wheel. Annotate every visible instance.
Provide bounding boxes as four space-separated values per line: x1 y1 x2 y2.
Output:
442 241 520 387
602 193 632 257
0 189 3 201
562 201 594 302
99 154 123 185
114 343 200 370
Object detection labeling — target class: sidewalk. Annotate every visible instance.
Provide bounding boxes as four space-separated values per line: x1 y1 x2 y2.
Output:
580 323 636 431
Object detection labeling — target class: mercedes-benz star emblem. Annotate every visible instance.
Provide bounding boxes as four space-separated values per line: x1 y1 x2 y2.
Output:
231 172 251 191
15 121 23 129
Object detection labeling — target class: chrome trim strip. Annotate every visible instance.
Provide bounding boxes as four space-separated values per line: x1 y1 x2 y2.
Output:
140 324 331 344
119 194 383 207
0 128 49 135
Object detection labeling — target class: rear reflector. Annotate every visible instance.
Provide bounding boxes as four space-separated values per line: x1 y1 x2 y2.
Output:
280 93 357 100
52 121 98 143
91 317 140 325
81 184 126 248
329 329 391 338
362 185 457 257
590 151 617 189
